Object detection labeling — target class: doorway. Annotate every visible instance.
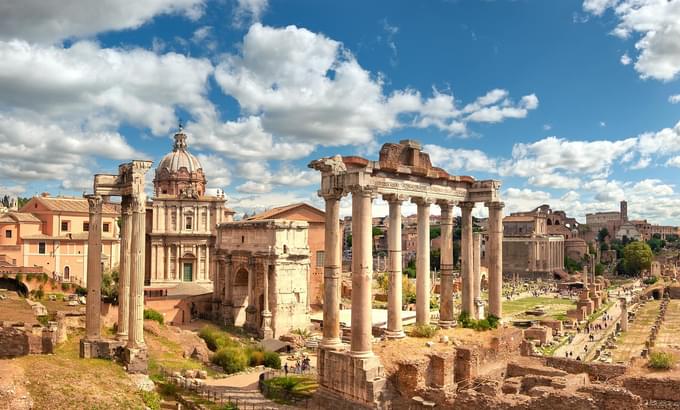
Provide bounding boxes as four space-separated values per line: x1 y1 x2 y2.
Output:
183 262 193 282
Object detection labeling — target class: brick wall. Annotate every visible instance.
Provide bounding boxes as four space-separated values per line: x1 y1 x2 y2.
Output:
545 357 627 381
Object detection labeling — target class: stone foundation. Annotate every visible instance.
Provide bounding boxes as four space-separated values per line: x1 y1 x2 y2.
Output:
79 338 126 360
317 347 387 408
123 346 149 374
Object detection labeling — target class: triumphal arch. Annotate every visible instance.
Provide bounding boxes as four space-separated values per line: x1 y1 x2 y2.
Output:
80 160 152 373
309 140 504 408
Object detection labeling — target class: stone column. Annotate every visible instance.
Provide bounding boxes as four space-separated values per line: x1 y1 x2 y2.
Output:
473 232 482 319
438 201 455 328
350 188 374 357
620 297 628 332
460 201 475 316
413 197 432 326
127 193 147 351
321 193 344 348
84 195 103 342
116 198 132 341
222 256 234 325
486 201 504 319
385 195 405 338
260 265 273 339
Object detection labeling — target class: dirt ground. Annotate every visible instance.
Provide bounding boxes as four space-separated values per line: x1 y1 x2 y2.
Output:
0 293 37 324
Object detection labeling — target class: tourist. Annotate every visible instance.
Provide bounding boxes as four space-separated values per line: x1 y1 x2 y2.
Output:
284 363 289 376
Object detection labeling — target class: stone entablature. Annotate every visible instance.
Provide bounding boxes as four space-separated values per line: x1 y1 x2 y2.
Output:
213 220 311 339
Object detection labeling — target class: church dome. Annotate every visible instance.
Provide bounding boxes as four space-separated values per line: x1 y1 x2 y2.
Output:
153 129 206 198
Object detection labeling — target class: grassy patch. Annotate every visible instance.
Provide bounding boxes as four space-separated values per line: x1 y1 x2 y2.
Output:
15 333 146 409
537 335 569 357
262 375 318 405
503 297 575 321
587 302 615 324
648 351 676 370
408 324 439 338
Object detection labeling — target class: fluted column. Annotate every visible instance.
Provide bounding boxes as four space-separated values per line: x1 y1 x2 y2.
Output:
260 265 273 339
438 201 455 328
127 193 147 349
321 193 343 348
486 201 504 319
116 197 132 341
222 256 234 325
385 194 405 338
473 232 482 319
350 188 374 357
460 202 475 316
85 195 103 341
413 197 432 326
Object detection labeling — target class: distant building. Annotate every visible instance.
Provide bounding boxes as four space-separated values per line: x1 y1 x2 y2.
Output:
0 194 120 284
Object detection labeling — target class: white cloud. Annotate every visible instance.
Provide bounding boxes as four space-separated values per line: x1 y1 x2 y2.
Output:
620 53 631 65
233 0 269 28
636 121 680 157
528 173 581 190
195 154 231 188
423 144 497 173
543 124 552 131
666 156 680 168
669 94 680 104
234 161 318 193
599 121 606 127
0 0 204 44
210 23 538 156
584 0 680 81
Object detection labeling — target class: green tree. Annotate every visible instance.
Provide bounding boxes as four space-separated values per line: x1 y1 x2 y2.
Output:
595 263 605 276
597 228 609 243
623 241 653 276
564 256 583 274
647 237 665 254
429 225 441 239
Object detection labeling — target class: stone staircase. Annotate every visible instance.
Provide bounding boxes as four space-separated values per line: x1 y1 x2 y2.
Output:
203 385 292 409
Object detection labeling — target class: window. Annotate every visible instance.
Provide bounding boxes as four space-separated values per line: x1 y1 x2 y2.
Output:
185 216 192 230
5 230 11 238
103 223 110 232
316 250 325 267
61 221 69 231
38 242 46 254
83 222 89 232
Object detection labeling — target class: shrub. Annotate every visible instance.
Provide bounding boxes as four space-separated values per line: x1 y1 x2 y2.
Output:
648 351 676 370
198 325 237 351
291 328 311 339
37 315 49 326
249 350 265 366
61 282 71 292
26 273 34 282
263 351 282 369
217 403 239 410
212 347 248 374
643 277 658 285
409 324 438 338
143 308 164 325
33 287 44 300
75 286 87 296
158 382 178 397
458 311 500 331
15 273 24 282
140 390 161 410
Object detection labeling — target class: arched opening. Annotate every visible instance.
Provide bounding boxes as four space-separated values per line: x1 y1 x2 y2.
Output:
555 220 560 225
63 266 70 281
0 277 28 297
181 253 196 282
232 267 250 327
652 289 662 300
547 219 553 226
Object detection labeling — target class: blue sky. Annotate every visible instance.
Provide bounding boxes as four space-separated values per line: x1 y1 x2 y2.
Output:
1 0 680 224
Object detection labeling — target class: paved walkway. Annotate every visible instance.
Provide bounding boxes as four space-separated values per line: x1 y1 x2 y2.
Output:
613 300 660 362
553 300 621 361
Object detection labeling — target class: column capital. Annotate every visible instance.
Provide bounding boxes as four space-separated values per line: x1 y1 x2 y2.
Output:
459 201 475 210
130 193 146 214
485 201 505 210
411 196 434 206
320 189 344 201
436 199 456 211
383 193 407 204
347 185 376 198
85 195 103 213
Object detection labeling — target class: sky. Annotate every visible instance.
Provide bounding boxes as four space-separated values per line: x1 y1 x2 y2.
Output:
1 0 680 224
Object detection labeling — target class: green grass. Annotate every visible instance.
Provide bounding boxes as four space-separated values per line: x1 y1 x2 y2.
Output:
537 335 569 357
262 375 318 404
503 297 575 320
587 301 615 324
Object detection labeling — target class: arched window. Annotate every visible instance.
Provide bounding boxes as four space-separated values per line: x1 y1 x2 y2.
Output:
234 268 249 286
64 266 70 280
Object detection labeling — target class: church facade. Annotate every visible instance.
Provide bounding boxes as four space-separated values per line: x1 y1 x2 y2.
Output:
145 129 234 287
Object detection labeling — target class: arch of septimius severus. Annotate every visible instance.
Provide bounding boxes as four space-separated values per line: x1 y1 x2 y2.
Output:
309 140 504 408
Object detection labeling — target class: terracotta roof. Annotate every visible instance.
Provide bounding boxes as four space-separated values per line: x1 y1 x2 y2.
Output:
29 196 120 215
248 202 324 221
0 212 42 223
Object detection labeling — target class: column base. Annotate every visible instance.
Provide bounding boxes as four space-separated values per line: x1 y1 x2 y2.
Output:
384 329 406 339
317 347 386 408
80 338 126 359
79 338 100 359
115 332 128 342
474 299 485 320
123 346 149 374
320 337 345 350
438 320 457 329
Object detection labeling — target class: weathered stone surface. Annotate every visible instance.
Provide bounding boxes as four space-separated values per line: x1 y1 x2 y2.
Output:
622 376 680 402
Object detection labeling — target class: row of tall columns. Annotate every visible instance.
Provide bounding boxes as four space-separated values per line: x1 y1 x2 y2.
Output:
127 193 147 350
460 202 475 316
84 195 103 341
414 198 432 326
385 195 405 338
438 201 455 327
321 194 343 348
473 232 482 318
487 201 504 318
116 198 132 341
350 189 374 357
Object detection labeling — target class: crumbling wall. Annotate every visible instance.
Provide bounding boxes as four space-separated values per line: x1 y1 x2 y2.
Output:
622 376 680 402
0 324 55 358
545 357 627 381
